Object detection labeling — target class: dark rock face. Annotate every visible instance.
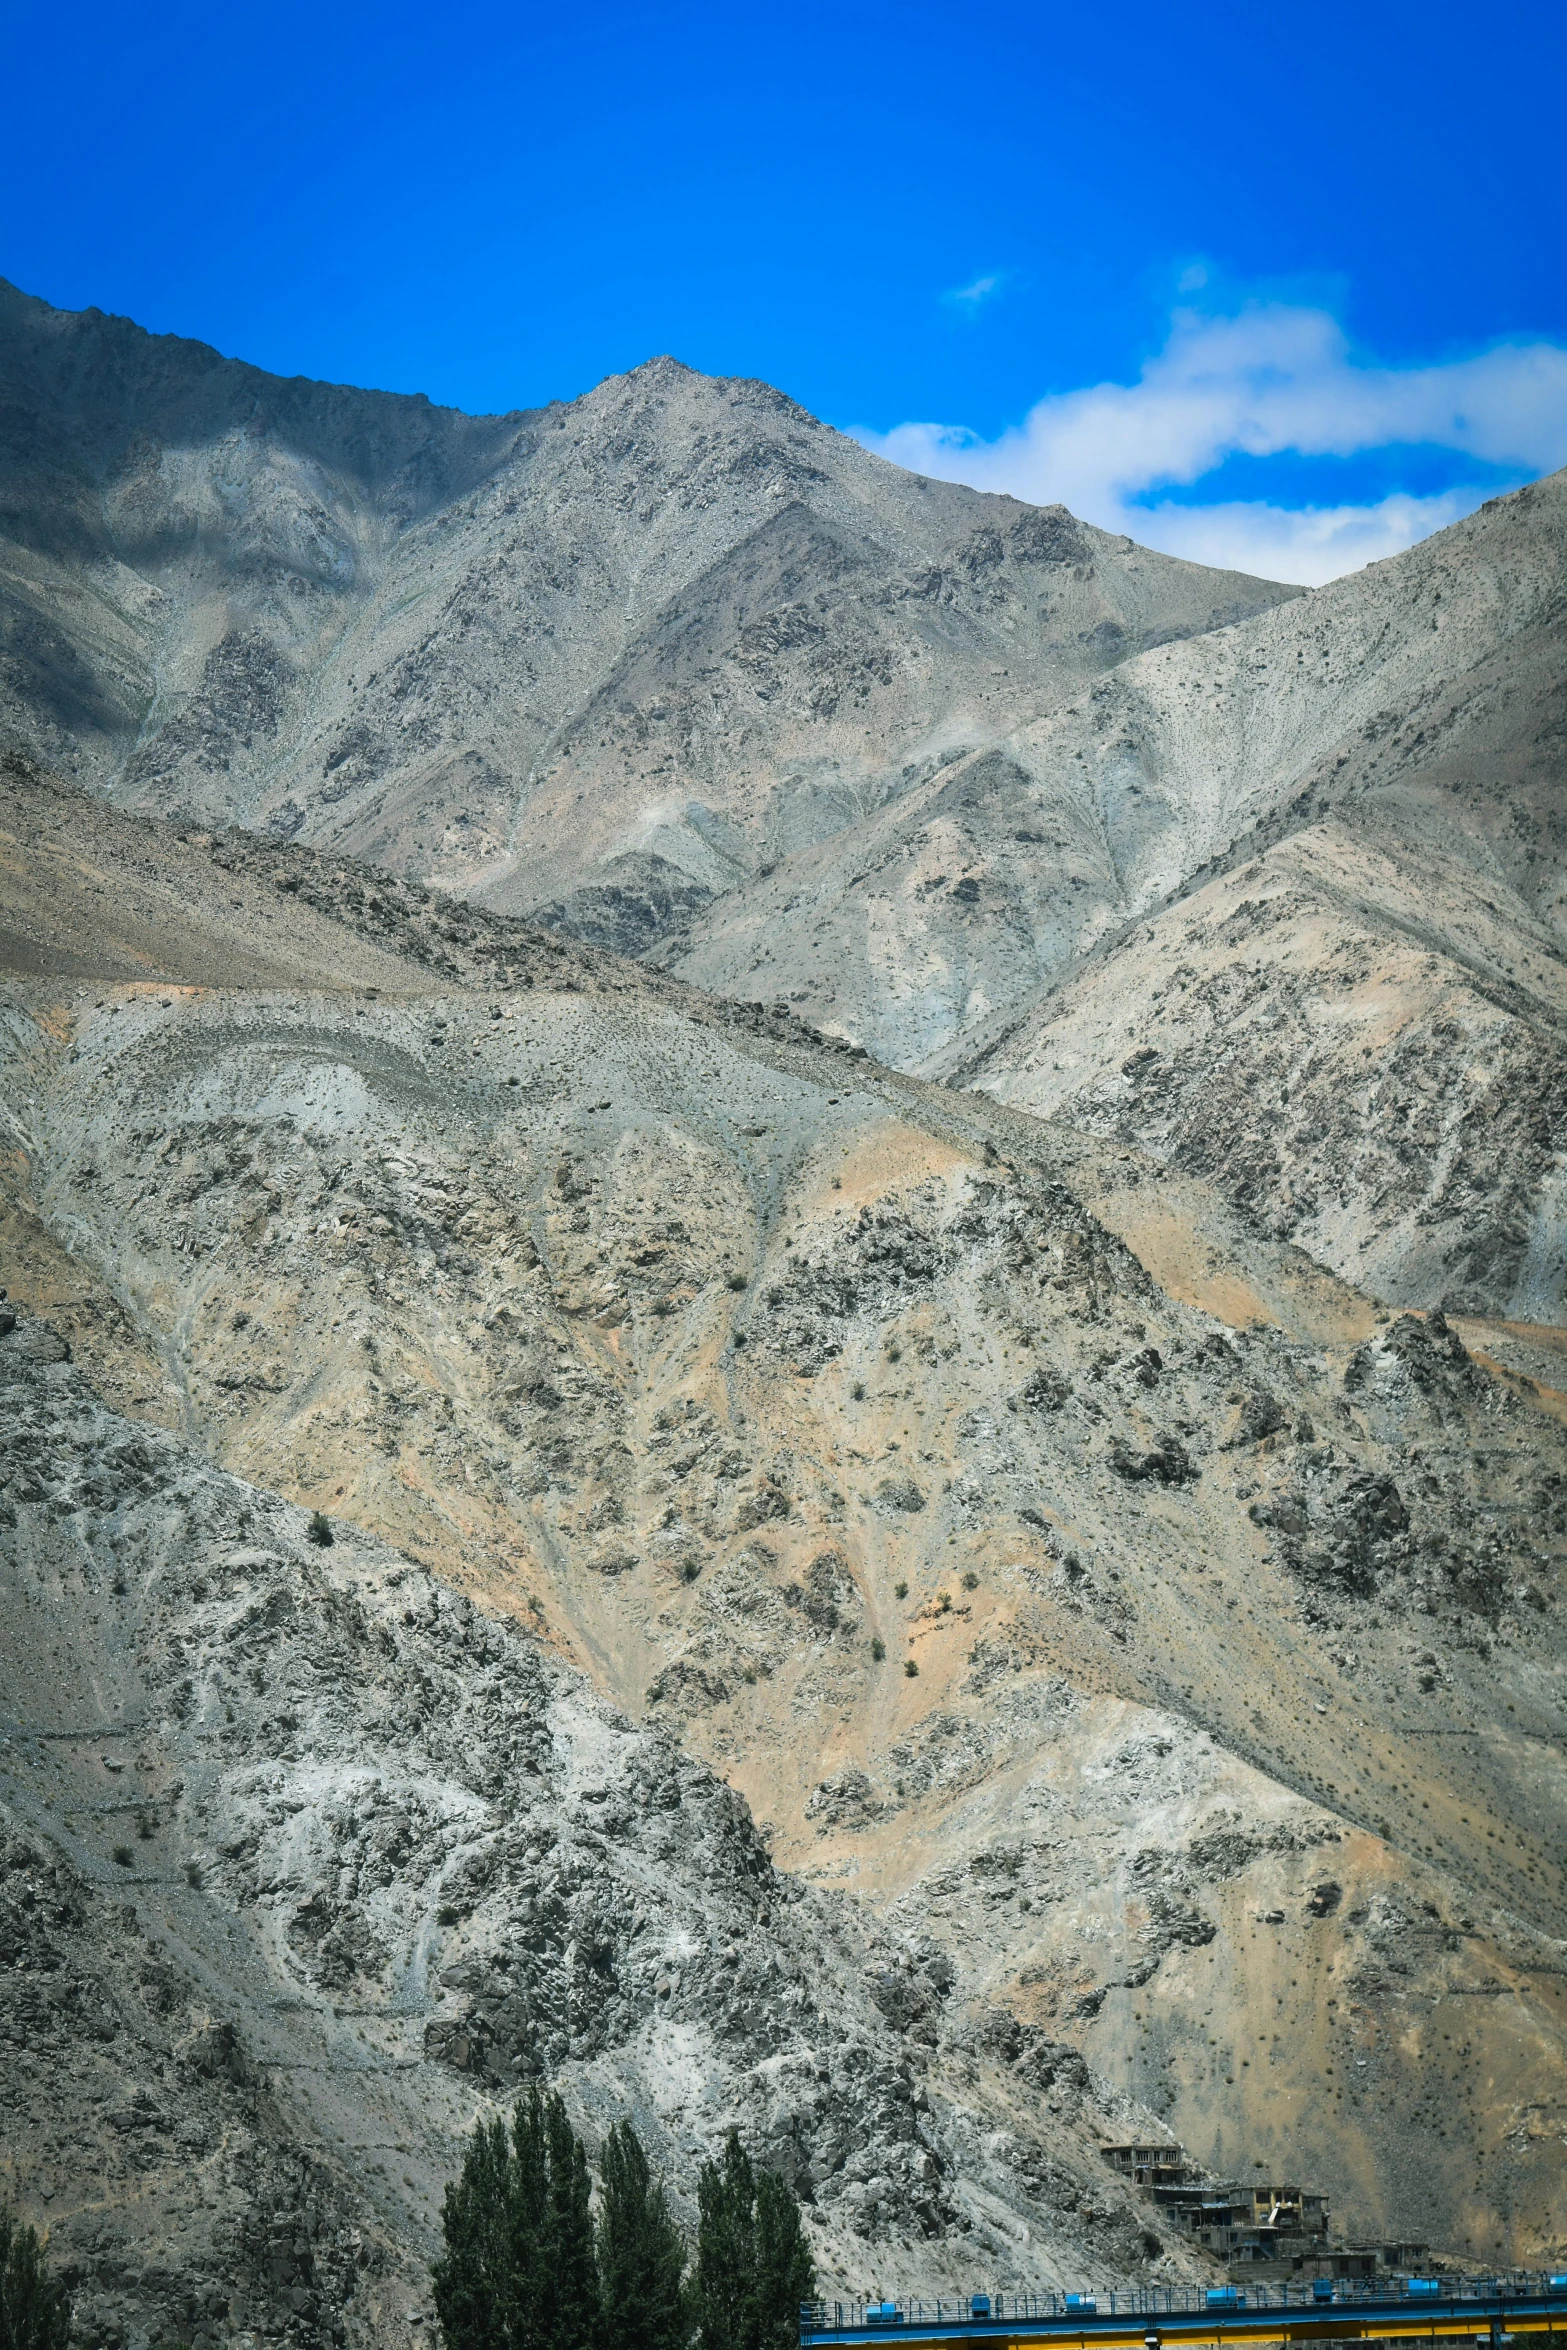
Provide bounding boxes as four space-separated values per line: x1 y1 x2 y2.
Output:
1110 1433 1198 1486
1252 1469 1409 1598
534 854 716 957
0 1822 382 2350
967 2009 1091 2097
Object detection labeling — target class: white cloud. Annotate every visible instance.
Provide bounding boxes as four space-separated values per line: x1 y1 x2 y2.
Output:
855 302 1567 584
943 273 1004 311
1118 490 1483 582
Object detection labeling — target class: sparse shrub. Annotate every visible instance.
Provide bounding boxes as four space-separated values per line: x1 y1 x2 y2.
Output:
726 1272 748 1292
136 1811 154 1840
904 1659 919 1678
112 1844 132 1868
886 1343 901 1363
850 1380 865 1401
437 1904 460 1927
681 1560 701 1583
894 1580 908 1599
961 1569 978 1590
307 1510 334 1546
870 1637 886 1661
936 1590 952 1613
184 1861 202 1889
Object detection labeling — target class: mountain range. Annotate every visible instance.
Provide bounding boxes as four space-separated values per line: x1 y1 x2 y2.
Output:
2 277 1566 2350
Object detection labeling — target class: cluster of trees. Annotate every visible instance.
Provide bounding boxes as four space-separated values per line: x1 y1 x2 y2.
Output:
433 2094 814 2350
0 2101 811 2350
0 2208 71 2350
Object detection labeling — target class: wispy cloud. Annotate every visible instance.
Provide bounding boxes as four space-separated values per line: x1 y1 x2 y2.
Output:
942 272 1004 312
854 301 1567 583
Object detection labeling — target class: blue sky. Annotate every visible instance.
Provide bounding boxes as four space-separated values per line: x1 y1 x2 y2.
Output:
5 0 1565 581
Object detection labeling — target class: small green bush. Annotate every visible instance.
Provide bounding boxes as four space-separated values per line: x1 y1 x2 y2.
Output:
903 1658 919 1678
112 1844 132 1868
850 1380 865 1400
870 1637 885 1661
962 1569 979 1590
307 1510 334 1547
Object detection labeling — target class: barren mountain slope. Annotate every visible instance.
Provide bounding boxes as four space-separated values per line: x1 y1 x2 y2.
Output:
3 1331 1208 2350
948 813 1567 1324
5 286 1564 1326
0 278 1292 1021
0 275 1286 899
932 473 1567 1320
706 466 1567 1065
4 774 1567 2270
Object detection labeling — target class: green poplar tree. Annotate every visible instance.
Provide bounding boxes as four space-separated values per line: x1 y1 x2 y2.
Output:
692 2132 813 2350
509 2089 552 2350
433 2090 601 2350
0 2209 71 2350
693 2133 757 2350
433 2116 524 2350
752 2171 814 2350
543 2093 600 2350
596 2122 689 2350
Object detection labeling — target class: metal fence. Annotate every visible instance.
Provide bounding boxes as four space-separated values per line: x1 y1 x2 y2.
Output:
800 2272 1567 2336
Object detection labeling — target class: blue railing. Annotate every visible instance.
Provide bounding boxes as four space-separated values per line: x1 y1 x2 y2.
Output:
800 2272 1567 2337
